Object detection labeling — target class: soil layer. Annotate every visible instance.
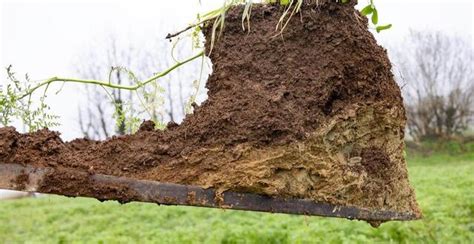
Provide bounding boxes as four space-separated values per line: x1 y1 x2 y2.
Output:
0 0 421 218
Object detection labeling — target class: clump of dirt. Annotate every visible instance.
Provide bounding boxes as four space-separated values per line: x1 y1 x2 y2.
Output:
0 0 421 219
38 168 141 204
14 171 29 190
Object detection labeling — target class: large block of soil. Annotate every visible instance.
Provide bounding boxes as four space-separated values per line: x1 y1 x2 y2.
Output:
0 0 421 221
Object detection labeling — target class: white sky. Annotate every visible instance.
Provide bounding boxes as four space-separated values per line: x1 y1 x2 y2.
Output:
1 0 473 140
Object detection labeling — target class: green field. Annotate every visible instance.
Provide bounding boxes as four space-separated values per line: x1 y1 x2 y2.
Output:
1 153 473 243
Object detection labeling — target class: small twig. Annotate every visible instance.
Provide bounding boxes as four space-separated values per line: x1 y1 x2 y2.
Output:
165 4 228 40
166 24 198 39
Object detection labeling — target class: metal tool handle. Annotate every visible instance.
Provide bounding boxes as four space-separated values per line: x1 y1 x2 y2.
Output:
0 163 420 223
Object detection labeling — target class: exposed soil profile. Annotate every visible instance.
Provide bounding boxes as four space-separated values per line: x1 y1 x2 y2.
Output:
0 0 421 219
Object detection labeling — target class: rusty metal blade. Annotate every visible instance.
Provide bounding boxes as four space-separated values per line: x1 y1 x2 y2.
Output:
0 163 420 222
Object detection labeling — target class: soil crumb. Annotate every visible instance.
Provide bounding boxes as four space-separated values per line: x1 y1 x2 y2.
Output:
0 0 421 219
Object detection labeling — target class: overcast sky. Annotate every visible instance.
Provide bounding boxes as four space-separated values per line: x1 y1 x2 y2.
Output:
1 0 473 140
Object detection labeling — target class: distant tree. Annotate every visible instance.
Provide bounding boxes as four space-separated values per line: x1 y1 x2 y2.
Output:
394 31 474 141
76 35 134 139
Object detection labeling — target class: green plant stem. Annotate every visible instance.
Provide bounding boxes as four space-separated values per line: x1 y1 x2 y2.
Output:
19 51 205 100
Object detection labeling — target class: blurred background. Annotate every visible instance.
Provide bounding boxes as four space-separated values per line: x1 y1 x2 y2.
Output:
1 0 473 242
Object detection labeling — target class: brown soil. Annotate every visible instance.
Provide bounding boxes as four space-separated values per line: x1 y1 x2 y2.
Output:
0 0 421 218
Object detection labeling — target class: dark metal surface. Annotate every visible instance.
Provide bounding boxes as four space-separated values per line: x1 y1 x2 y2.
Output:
0 163 420 222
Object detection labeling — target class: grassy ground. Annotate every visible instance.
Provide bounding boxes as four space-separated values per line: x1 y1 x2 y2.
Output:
1 153 473 243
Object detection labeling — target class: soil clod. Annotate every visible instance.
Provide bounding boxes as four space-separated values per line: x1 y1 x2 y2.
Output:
0 0 421 222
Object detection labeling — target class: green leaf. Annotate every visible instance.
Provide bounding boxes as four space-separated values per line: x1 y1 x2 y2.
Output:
280 0 290 5
360 5 373 16
371 8 378 25
376 24 392 33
